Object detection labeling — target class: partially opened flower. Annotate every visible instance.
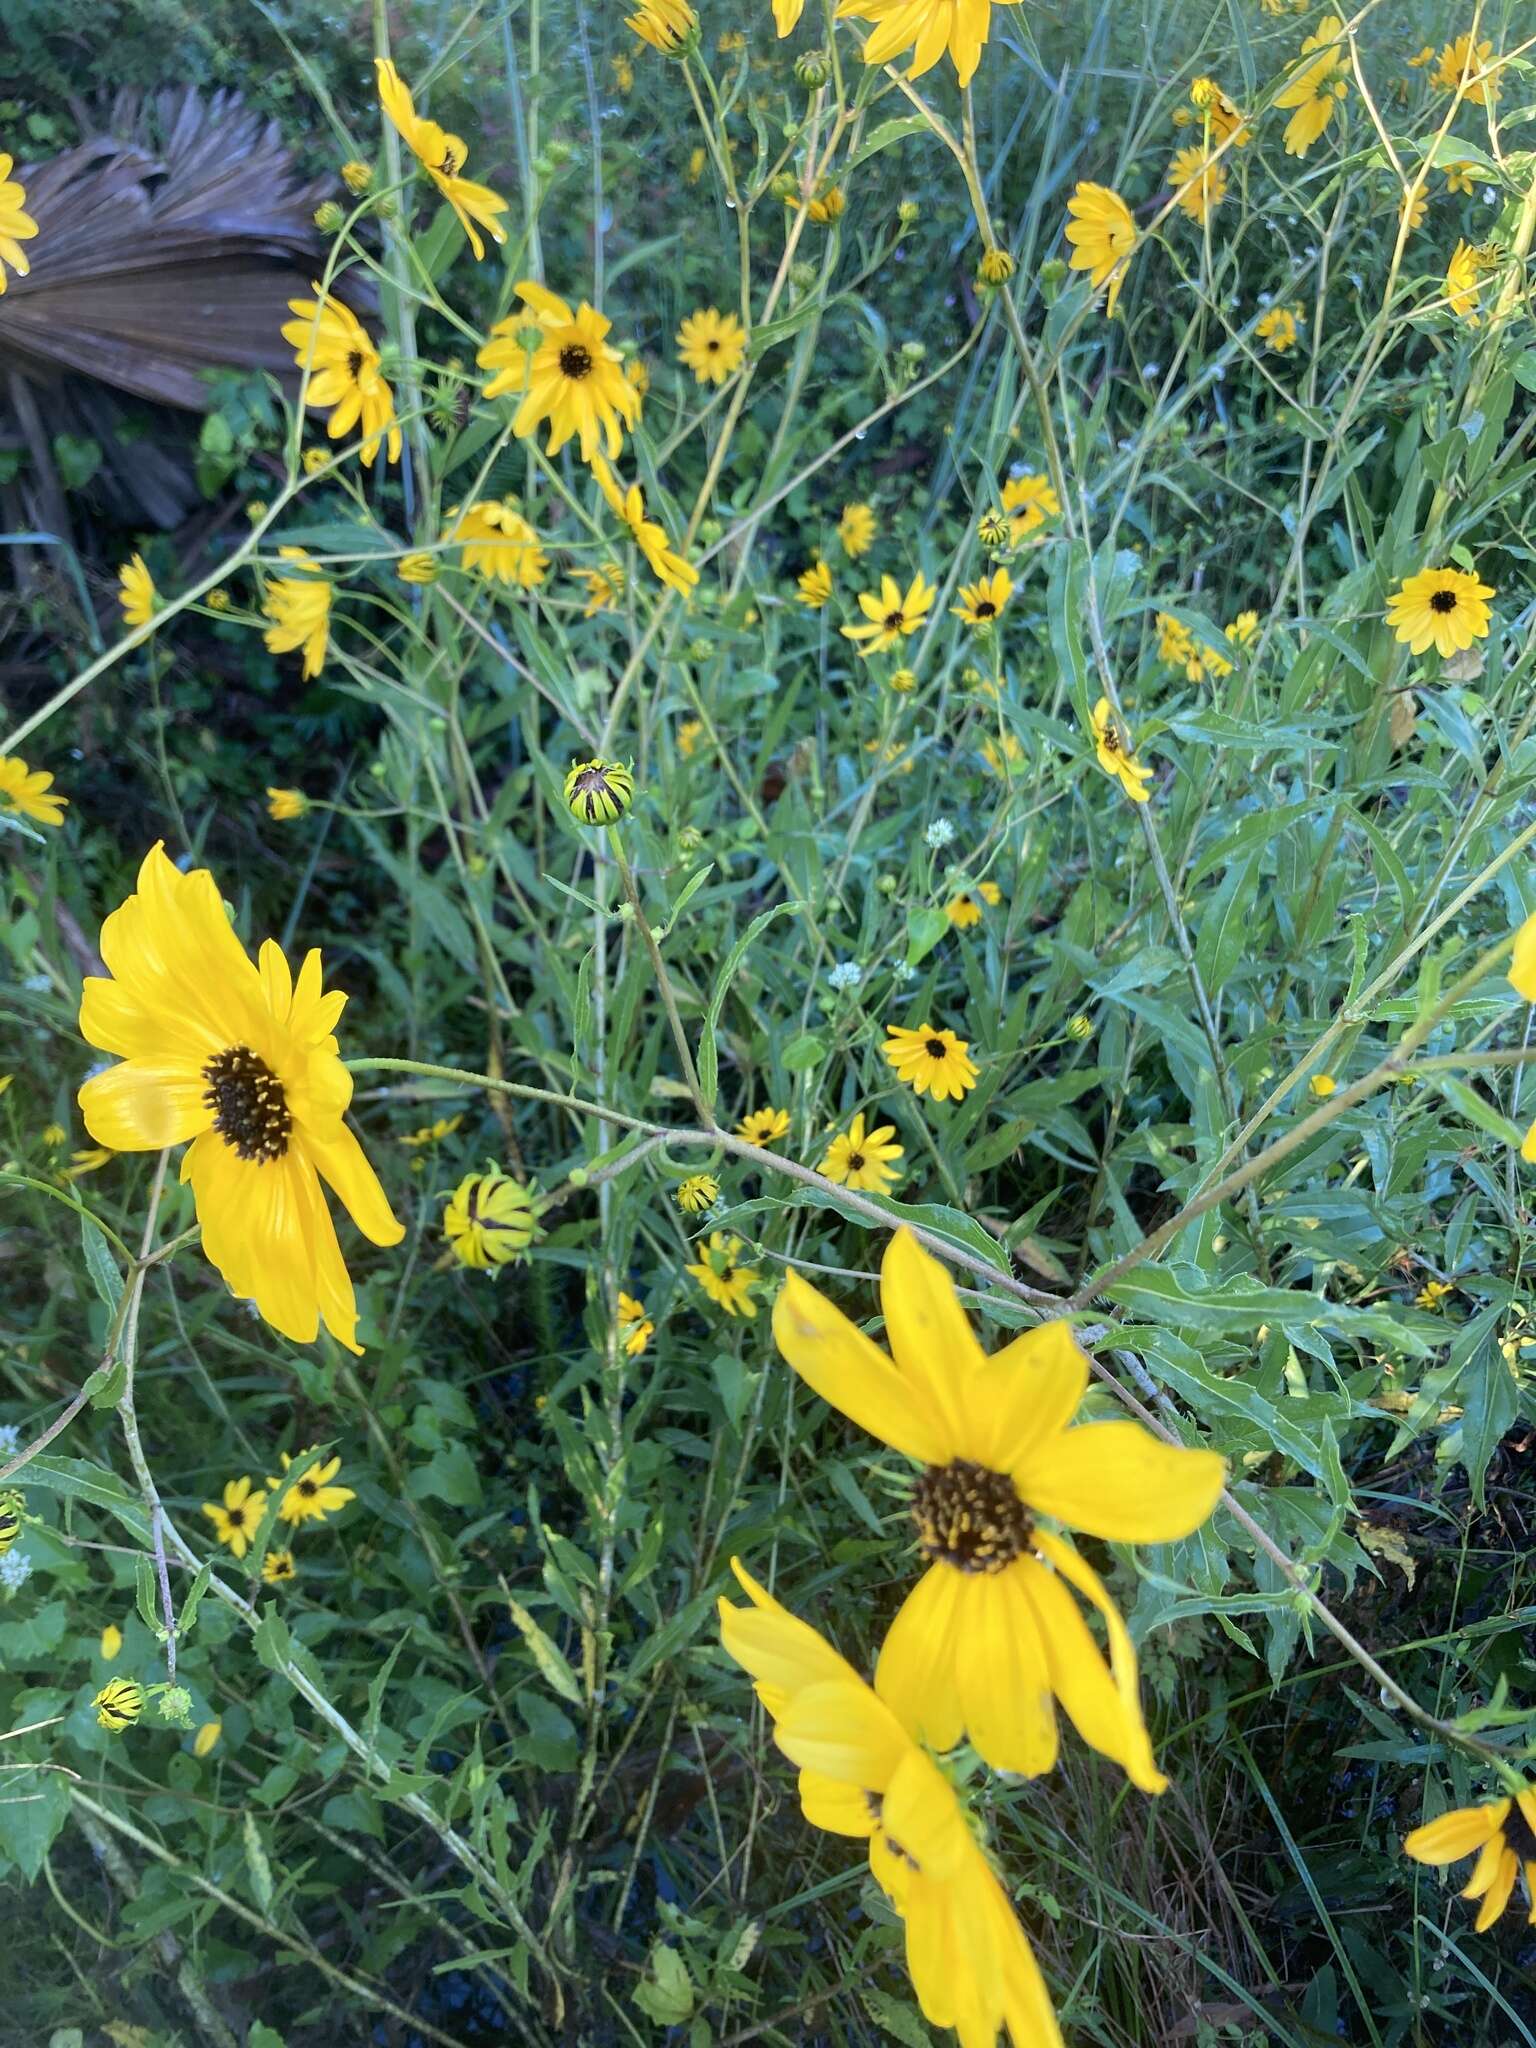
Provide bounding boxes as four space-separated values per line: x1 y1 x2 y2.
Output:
481 280 639 462
771 1230 1224 1785
1384 566 1494 657
1403 1789 1536 1930
281 288 400 467
1445 239 1495 325
119 555 157 630
1090 697 1154 802
76 843 404 1352
617 1291 654 1355
718 1559 1064 2045
1064 182 1137 317
444 1169 540 1267
92 1678 145 1733
796 559 833 608
837 502 877 557
627 0 696 52
375 59 508 259
262 549 332 678
0 754 67 829
834 0 997 90
1167 144 1227 223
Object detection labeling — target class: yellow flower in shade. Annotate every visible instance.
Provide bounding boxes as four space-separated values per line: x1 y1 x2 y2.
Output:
268 1448 355 1526
42 1123 66 1149
796 559 833 608
675 1173 720 1214
686 147 707 186
262 1548 297 1583
946 880 1002 928
1090 697 1154 803
92 1678 145 1734
374 59 508 260
1308 1074 1336 1099
564 758 636 825
262 548 332 678
1155 611 1202 680
1404 1790 1536 1929
341 160 373 195
1433 35 1501 105
397 1115 462 1147
1407 44 1434 68
889 667 917 694
1064 182 1137 318
718 1559 1066 2048
446 501 548 587
1185 77 1249 145
982 731 1024 777
281 289 401 467
119 555 157 629
591 455 699 596
834 0 996 89
397 551 438 585
62 1148 112 1180
882 1024 978 1103
773 1230 1224 1783
1167 144 1226 224
1256 303 1303 352
1445 162 1476 196
76 844 404 1352
1445 239 1494 325
574 561 625 616
773 0 806 32
1415 1278 1453 1311
266 788 307 822
1385 566 1495 657
100 1624 123 1661
1274 16 1349 157
443 1169 540 1268
1225 610 1259 649
481 280 640 462
0 754 67 828
951 567 1012 629
625 356 649 401
837 502 877 557
819 1111 903 1192
1401 188 1426 233
627 0 696 52
676 306 748 386
1001 473 1059 539
1510 911 1536 1005
686 1231 760 1318
736 1106 791 1145
201 1476 268 1560
612 52 635 92
193 1720 222 1756
0 153 38 293
677 718 704 758
842 571 935 656
617 1291 654 1356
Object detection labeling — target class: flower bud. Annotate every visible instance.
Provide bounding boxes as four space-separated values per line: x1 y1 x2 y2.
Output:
897 199 920 226
93 1677 146 1733
563 758 636 826
313 201 344 234
444 1169 541 1269
977 510 1008 549
795 48 832 88
159 1685 193 1728
341 160 374 195
976 247 1015 288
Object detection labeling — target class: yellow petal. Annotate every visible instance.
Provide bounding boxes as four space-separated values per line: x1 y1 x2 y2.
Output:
1022 1554 1164 1791
877 1230 987 1452
1460 1831 1507 1899
1510 911 1536 1000
1032 1531 1167 1793
718 1557 864 1718
798 1770 875 1838
78 1059 212 1152
303 1122 405 1247
775 1678 911 1793
959 1567 1057 1776
1019 1420 1225 1542
874 1562 967 1753
1404 1798 1508 1865
967 1319 1088 1471
1475 1848 1519 1930
879 1746 970 1887
771 1269 952 1464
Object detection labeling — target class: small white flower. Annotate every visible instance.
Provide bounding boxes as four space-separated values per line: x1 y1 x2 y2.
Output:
0 1551 32 1590
1482 187 1497 205
1142 362 1162 380
924 818 956 849
827 960 862 992
892 960 917 983
0 1423 20 1455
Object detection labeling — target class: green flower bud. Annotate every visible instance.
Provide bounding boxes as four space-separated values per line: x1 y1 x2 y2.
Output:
563 758 636 826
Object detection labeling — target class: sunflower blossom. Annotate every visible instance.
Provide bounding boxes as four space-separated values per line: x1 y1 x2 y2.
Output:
882 1024 978 1102
446 501 549 587
676 306 748 386
77 844 404 1351
262 549 333 678
835 0 996 89
1064 182 1137 318
201 1476 268 1559
719 1558 1065 2046
819 1111 903 1192
481 280 640 463
618 1291 654 1355
268 1448 356 1525
1167 144 1227 223
1001 473 1058 539
796 559 833 608
837 502 877 557
591 456 698 596
628 0 696 52
375 59 508 260
119 555 157 630
1404 1789 1536 1930
687 1231 760 1317
952 568 1012 629
1273 15 1349 157
0 153 37 294
1384 566 1495 657
281 289 400 467
737 1106 791 1145
1444 239 1495 325
1256 304 1303 352
1090 696 1154 802
0 754 67 828
1432 34 1501 106
842 571 935 656
773 1230 1224 1783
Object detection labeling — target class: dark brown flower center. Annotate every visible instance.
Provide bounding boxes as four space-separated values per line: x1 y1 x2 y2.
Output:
299 1479 318 1498
975 601 996 618
883 610 905 630
437 148 462 176
912 1458 1032 1573
346 349 364 379
1102 725 1122 753
202 1046 291 1162
706 338 720 351
559 343 593 380
1506 1804 1536 1860
1429 588 1458 613
226 1506 245 1527
924 1038 948 1060
847 1152 866 1170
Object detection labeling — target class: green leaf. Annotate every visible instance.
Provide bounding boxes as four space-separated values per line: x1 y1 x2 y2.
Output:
0 1765 70 1881
905 905 950 968
844 114 931 172
503 1591 584 1706
781 1031 826 1074
407 1441 483 1508
0 1599 67 1661
786 1185 1011 1276
698 900 800 1111
78 1212 123 1316
21 1458 150 1544
633 1943 695 2026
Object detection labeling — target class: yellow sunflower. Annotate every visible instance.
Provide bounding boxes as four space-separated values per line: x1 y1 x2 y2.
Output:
834 0 997 89
881 1024 978 1102
1167 144 1227 223
1090 696 1154 803
445 501 548 587
281 288 401 467
686 1231 760 1317
268 1448 355 1526
946 880 1001 928
201 1476 269 1559
1064 181 1137 317
676 1173 721 1213
837 502 877 558
618 1291 654 1355
591 455 698 596
796 559 833 608
76 844 404 1352
736 1106 791 1145
1404 1789 1536 1929
1001 473 1059 539
0 153 37 293
627 0 696 51
818 1111 903 1192
952 567 1012 629
842 571 935 656
1432 34 1501 105
119 555 157 630
719 1559 1065 2047
262 549 333 679
1384 566 1495 657
1274 15 1349 157
676 307 748 386
266 788 307 822
262 1549 298 1583
375 59 508 260
480 280 640 462
1445 238 1494 325
773 1231 1223 1784
0 754 67 828
1256 304 1303 351
574 562 625 616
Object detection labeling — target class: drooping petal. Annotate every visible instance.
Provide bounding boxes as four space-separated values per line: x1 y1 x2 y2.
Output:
78 1058 212 1152
1460 1831 1507 1899
718 1557 865 1721
304 1122 405 1247
874 1562 967 1753
799 1770 876 1837
1022 1553 1166 1792
879 1746 971 1886
1019 1419 1225 1542
772 1268 953 1464
775 1678 912 1793
1404 1799 1509 1864
1475 1848 1519 1931
183 1134 323 1347
877 1230 987 1453
1032 1529 1167 1793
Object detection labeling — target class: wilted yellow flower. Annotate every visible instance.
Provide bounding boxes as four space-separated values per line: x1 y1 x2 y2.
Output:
193 1720 222 1756
266 788 307 822
446 501 548 587
574 561 625 615
375 58 508 259
796 559 833 608
591 455 698 596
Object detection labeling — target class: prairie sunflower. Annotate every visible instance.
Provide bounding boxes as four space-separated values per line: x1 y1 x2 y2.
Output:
772 0 806 31
563 759 636 825
1444 238 1494 324
952 567 1012 629
119 555 157 629
1432 34 1501 105
76 843 404 1352
201 1476 269 1559
675 1173 720 1214
819 1111 903 1192
946 880 1001 928
842 571 935 656
773 1231 1224 1783
266 788 307 822
686 1232 760 1317
1384 566 1494 657
262 1549 298 1583
837 502 877 557
719 1560 1065 2047
834 0 996 89
446 501 548 588
676 307 748 386
481 280 639 462
1274 15 1349 156
281 289 400 467
881 1024 978 1102
1167 144 1227 223
736 1106 791 1145
574 562 625 616
796 559 833 607
93 1678 146 1733
1001 473 1058 539
397 551 438 585
0 754 67 828
1255 304 1303 351
269 1449 355 1526
0 153 37 293
1090 696 1154 803
262 549 333 678
374 59 508 260
617 1291 654 1355
627 0 696 51
1404 1789 1536 1929
1064 182 1137 318
591 456 699 596
444 1170 540 1267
